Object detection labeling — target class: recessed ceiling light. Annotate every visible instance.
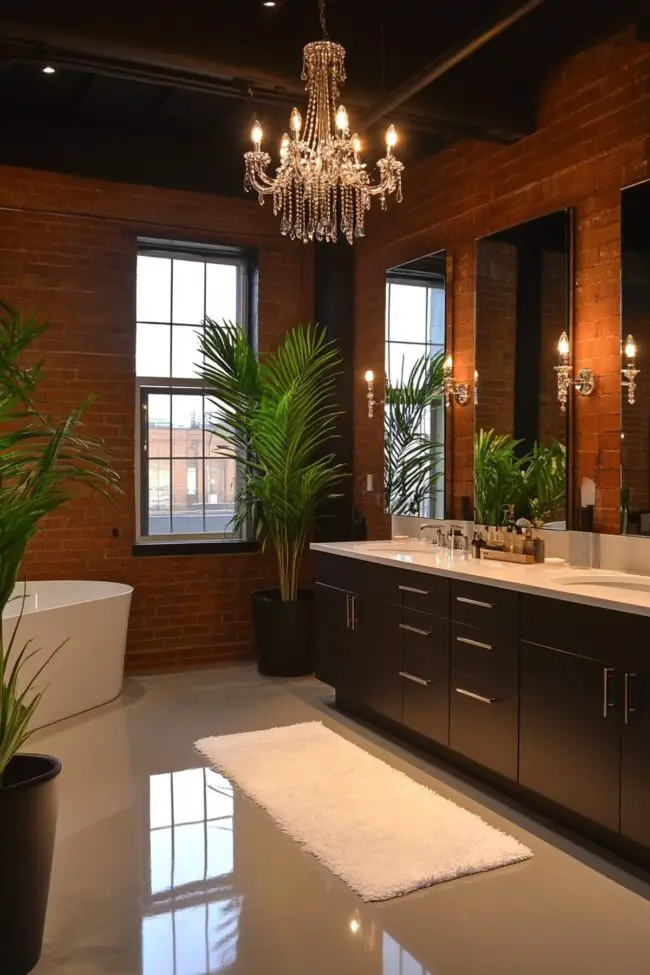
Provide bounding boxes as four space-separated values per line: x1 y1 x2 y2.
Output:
263 1 277 6
42 65 56 74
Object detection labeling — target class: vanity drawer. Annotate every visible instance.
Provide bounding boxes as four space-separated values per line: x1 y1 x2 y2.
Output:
314 553 399 601
397 571 450 619
399 610 450 746
449 668 518 780
521 594 649 670
451 622 517 685
451 581 519 644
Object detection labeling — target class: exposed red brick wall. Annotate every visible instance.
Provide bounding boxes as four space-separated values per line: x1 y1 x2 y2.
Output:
356 27 650 535
0 166 313 670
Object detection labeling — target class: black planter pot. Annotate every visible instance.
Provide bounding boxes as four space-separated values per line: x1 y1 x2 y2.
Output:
251 588 315 677
0 754 61 975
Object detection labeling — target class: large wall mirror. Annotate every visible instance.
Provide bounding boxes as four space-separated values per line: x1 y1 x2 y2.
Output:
621 180 650 535
475 210 572 529
384 250 448 519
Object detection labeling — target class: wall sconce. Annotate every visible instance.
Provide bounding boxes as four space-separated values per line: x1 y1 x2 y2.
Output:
364 370 383 418
474 369 479 406
622 334 640 405
442 355 470 408
554 330 595 413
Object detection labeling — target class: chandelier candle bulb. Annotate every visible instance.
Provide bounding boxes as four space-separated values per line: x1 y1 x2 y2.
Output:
290 108 302 135
335 105 349 133
386 124 398 150
251 121 263 147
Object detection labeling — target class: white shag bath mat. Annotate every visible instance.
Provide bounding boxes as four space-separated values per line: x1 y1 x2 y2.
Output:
195 721 532 901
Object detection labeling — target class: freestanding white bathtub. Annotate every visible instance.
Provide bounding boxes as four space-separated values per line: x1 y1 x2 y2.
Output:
2 581 133 731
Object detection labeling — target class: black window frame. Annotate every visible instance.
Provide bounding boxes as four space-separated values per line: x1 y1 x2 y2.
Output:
134 238 258 554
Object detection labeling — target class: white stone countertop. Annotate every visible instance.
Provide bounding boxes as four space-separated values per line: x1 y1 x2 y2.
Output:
310 540 650 618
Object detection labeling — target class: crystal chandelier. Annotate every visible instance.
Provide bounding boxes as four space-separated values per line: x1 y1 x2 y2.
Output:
244 0 404 245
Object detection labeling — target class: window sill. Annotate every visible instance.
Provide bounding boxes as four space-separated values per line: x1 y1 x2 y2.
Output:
132 539 259 557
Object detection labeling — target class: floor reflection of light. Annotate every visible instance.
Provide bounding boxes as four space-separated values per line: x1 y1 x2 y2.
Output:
142 768 241 975
349 918 361 935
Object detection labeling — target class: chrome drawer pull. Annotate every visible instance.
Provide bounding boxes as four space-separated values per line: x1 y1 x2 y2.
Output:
399 671 432 686
456 635 494 651
399 585 429 596
603 667 615 718
624 672 637 726
455 687 496 705
456 596 494 609
399 623 431 637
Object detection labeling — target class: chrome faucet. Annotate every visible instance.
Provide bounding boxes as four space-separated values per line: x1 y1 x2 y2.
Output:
419 523 437 544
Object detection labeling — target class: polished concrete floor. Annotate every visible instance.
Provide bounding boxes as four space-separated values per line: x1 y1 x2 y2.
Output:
32 664 650 975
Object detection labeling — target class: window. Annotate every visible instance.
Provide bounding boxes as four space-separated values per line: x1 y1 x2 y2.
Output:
385 272 446 519
142 768 241 974
136 242 253 541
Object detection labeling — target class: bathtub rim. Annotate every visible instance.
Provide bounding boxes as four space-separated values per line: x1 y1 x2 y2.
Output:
3 581 133 620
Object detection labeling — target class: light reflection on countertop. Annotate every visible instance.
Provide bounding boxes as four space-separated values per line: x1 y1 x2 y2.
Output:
310 540 650 617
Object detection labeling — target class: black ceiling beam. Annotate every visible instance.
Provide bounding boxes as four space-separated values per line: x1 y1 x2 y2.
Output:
364 0 545 128
0 24 534 144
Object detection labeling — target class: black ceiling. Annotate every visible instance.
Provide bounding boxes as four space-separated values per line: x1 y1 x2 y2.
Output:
0 0 641 198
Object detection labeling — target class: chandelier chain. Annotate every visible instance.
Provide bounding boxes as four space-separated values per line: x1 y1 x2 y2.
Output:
319 0 329 40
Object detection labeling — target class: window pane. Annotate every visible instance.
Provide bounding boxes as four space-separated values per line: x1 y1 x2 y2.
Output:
149 828 172 895
174 904 208 975
137 255 171 323
137 322 171 378
172 259 205 325
208 899 241 971
171 325 203 380
148 395 171 458
388 283 427 344
387 342 427 383
206 263 238 322
150 773 172 829
428 286 446 346
173 823 206 888
142 913 174 975
171 459 204 534
172 395 203 456
207 817 234 879
205 770 233 819
172 769 205 826
148 459 171 535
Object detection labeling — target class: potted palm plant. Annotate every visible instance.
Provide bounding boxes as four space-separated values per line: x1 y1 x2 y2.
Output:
0 302 118 975
199 322 345 677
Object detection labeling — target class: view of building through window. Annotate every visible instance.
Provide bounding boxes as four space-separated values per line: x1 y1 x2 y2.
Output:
136 247 248 538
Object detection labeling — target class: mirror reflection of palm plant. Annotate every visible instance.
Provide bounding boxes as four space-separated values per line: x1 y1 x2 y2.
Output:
474 429 566 526
0 303 119 780
384 352 445 517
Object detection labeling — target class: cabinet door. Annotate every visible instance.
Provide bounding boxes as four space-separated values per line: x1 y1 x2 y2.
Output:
314 583 350 688
399 613 449 745
356 597 402 723
621 670 650 847
519 642 622 832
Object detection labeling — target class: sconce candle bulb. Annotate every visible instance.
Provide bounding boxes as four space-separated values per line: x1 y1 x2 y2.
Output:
442 354 470 408
554 329 595 412
622 333 640 405
365 370 381 418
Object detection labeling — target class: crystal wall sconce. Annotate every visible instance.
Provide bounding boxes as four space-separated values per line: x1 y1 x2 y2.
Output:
442 355 470 408
622 334 640 406
554 331 595 413
364 370 383 418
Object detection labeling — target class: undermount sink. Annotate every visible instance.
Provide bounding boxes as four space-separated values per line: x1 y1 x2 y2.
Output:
559 575 650 594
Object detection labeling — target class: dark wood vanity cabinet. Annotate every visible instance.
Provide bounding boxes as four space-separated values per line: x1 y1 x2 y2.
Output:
314 553 650 863
519 595 650 838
